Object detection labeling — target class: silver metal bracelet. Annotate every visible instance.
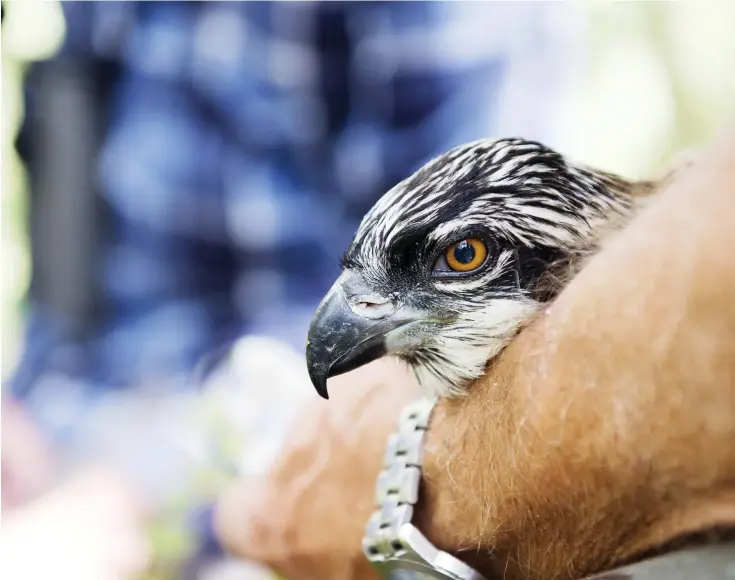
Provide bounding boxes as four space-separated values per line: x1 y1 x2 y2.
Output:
361 396 486 579
362 395 438 561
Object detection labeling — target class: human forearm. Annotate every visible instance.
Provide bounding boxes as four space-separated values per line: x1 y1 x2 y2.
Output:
418 127 735 578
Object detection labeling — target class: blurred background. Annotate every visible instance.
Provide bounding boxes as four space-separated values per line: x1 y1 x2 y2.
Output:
2 1 734 579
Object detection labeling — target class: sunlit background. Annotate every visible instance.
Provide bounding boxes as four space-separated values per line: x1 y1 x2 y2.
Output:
2 1 734 578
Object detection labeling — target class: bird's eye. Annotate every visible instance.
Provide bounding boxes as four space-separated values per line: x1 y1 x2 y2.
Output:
434 238 488 273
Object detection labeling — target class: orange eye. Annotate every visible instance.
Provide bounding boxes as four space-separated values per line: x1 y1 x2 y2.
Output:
444 238 488 272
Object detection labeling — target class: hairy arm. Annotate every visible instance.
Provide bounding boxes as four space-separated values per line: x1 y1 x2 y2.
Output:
214 126 735 580
418 126 735 578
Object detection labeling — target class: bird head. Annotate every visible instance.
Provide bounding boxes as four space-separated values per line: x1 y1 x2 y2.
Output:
306 138 651 399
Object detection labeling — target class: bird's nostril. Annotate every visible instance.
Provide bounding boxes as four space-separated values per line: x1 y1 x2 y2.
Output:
349 295 395 319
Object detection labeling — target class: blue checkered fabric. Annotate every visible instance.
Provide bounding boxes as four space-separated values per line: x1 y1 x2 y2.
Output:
12 1 576 437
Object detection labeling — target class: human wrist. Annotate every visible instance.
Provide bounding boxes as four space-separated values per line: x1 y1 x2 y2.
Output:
412 387 521 579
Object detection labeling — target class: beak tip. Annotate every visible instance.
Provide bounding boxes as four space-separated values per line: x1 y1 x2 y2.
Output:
311 370 330 400
311 378 330 400
306 357 331 400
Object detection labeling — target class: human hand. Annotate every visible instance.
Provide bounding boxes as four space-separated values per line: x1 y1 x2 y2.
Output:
214 359 419 580
0 467 151 580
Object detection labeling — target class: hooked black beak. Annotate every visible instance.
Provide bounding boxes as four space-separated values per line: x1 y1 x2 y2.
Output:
305 275 421 400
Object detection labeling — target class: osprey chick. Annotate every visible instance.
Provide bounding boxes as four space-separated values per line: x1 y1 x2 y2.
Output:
306 138 661 399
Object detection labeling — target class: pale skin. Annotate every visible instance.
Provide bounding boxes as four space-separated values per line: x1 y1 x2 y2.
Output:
215 125 735 580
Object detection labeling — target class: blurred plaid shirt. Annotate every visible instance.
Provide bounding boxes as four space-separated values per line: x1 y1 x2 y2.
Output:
13 1 579 436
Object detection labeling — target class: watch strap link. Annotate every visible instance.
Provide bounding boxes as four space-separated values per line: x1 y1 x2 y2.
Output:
362 396 438 562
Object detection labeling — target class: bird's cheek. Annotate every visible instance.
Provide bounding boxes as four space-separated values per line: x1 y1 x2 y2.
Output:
383 321 433 354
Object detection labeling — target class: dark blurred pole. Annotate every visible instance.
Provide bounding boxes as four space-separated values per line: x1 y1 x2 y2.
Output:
24 56 107 339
